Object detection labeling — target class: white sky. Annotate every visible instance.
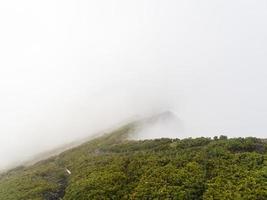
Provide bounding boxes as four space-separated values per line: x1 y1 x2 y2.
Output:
0 0 267 169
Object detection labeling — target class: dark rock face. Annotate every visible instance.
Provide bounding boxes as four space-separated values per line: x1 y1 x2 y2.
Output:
43 177 68 200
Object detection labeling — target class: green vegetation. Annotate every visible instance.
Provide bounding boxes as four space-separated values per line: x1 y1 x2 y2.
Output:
0 124 266 199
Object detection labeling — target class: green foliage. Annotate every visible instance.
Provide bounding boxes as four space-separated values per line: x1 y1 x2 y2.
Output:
0 124 266 199
0 162 68 200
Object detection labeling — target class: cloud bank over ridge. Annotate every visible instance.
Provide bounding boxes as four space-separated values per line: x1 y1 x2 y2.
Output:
0 0 267 169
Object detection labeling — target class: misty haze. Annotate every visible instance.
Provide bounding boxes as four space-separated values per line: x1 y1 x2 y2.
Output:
0 0 267 199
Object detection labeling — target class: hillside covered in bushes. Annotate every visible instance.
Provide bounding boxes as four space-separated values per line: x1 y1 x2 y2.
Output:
0 123 266 200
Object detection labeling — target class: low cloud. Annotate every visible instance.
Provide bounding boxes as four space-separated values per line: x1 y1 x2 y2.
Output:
0 0 267 169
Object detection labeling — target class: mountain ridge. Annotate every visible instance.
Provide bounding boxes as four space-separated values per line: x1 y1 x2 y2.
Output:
0 114 266 199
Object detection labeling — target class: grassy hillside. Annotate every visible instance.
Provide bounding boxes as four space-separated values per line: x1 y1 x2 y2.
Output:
0 123 267 200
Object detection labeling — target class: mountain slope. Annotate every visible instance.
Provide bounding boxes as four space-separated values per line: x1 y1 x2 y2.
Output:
0 120 267 200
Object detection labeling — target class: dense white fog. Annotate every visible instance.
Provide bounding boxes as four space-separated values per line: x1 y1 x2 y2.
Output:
0 0 267 169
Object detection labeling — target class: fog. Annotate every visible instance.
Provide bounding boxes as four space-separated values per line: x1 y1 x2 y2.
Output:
0 0 267 169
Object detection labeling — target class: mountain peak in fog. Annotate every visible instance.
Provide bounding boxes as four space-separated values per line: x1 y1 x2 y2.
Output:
144 110 179 123
133 110 184 140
